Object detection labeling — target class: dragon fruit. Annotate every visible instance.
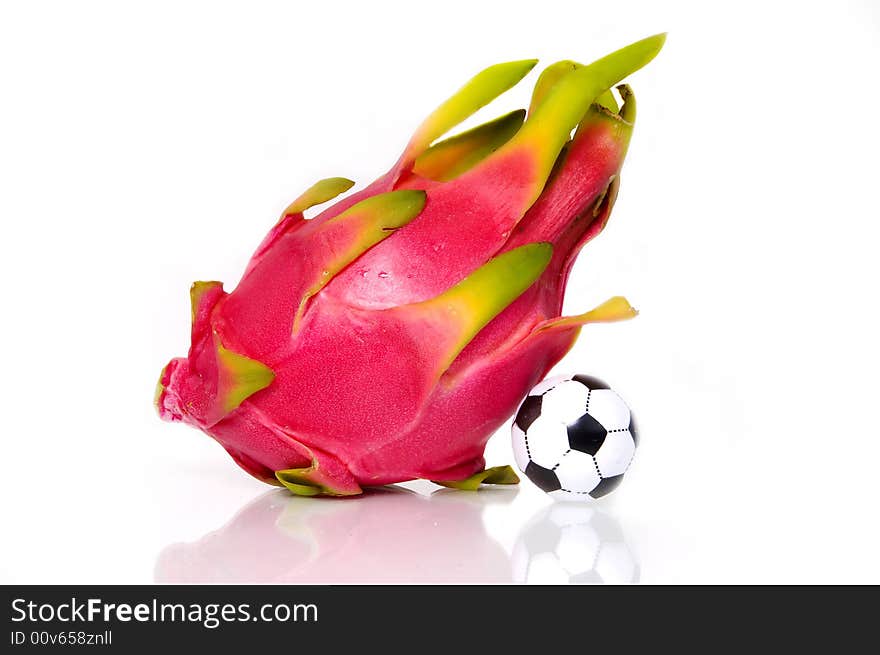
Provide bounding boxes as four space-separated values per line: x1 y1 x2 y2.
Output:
156 34 665 496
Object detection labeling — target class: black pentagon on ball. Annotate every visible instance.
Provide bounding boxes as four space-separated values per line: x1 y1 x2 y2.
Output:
589 475 624 498
566 412 607 455
572 374 610 390
514 394 543 432
525 461 561 493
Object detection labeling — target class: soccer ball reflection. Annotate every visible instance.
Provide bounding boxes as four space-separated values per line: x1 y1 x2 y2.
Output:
512 503 638 584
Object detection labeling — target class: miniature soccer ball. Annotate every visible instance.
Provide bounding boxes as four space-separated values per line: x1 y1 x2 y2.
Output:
512 503 639 583
511 374 638 500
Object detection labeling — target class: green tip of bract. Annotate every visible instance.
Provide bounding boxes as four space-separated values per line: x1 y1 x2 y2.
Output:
274 469 324 496
350 189 427 228
595 88 619 113
216 343 275 414
616 84 636 123
407 58 538 159
413 109 526 182
190 280 222 322
515 33 665 180
444 242 553 321
528 60 579 115
433 465 521 490
420 242 553 371
529 61 622 115
284 177 355 216
274 464 361 497
537 295 638 334
292 190 427 331
153 364 168 410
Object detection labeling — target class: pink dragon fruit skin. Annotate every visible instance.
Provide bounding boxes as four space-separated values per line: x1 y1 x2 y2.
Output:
156 35 665 496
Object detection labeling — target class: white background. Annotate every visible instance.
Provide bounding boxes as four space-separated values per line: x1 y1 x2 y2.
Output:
1 0 879 583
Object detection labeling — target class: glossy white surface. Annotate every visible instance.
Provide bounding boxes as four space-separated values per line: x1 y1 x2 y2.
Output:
1 0 879 583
